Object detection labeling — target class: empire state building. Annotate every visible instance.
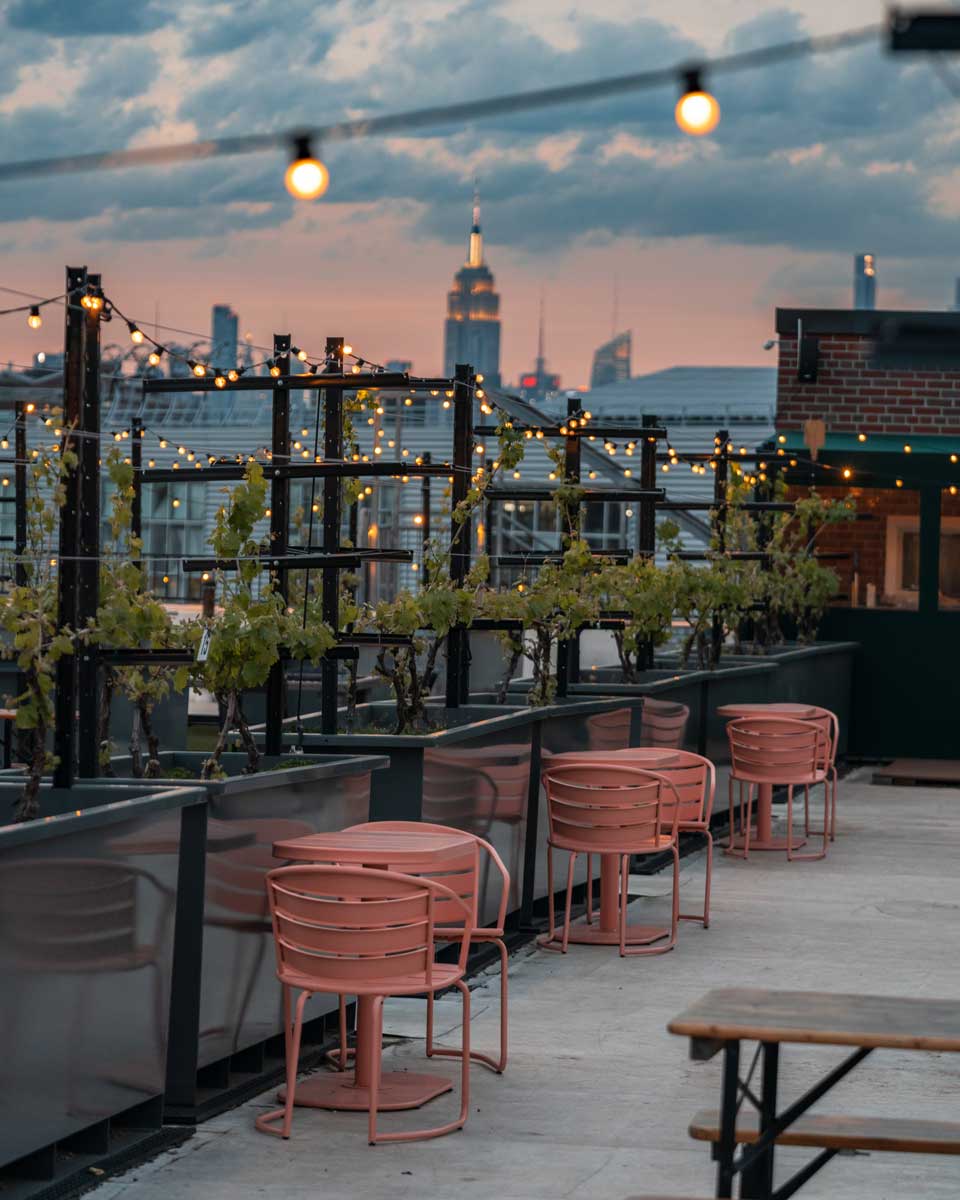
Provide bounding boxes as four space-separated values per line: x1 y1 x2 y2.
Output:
443 192 501 387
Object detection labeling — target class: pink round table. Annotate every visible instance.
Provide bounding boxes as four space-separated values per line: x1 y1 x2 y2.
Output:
717 702 818 851
543 747 681 946
271 827 477 1113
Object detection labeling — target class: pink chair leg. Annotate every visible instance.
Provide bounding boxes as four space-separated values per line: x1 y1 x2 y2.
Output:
367 995 384 1145
787 783 828 862
560 853 577 954
621 845 679 957
538 845 561 951
371 981 472 1143
586 853 594 925
830 769 838 841
426 936 508 1073
681 829 712 927
255 987 309 1138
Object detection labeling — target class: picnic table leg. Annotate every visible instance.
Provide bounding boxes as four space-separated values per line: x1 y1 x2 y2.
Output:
716 1040 740 1199
740 1041 779 1200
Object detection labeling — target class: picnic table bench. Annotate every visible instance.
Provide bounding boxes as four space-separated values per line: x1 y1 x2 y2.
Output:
668 986 960 1198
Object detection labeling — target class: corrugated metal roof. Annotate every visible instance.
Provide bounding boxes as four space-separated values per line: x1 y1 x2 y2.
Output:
584 365 776 420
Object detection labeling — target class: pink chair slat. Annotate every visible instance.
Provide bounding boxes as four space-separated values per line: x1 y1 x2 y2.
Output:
271 887 428 929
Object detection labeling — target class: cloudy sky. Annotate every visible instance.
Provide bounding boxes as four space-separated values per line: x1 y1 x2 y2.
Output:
1 0 958 386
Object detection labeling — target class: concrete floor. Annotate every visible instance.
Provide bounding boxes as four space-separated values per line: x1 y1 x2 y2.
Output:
95 772 960 1200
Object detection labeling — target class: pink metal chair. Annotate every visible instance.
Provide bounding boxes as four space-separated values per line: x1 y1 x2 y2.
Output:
628 750 714 928
802 707 840 842
335 820 510 1073
727 717 829 862
255 864 472 1145
540 763 681 956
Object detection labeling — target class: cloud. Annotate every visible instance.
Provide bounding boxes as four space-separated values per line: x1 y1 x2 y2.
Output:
5 0 172 37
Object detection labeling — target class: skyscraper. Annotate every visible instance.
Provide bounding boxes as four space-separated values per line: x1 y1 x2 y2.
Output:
853 254 876 310
211 304 238 368
443 190 501 386
517 293 560 402
590 331 632 389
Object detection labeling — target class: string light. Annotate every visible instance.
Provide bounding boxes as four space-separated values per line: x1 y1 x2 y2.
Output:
904 444 912 453
675 68 720 135
128 322 144 344
858 433 867 442
284 135 330 200
188 360 206 378
26 305 42 329
148 348 162 367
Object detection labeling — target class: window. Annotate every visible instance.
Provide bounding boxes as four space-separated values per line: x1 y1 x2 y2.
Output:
884 514 960 609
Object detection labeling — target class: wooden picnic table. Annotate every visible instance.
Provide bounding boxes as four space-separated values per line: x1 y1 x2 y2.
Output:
717 703 818 851
272 827 478 1114
543 747 680 944
668 986 960 1198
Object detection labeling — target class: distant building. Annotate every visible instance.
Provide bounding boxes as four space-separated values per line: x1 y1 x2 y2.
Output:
443 191 501 386
853 254 876 309
953 279 960 312
385 360 413 374
211 304 238 368
517 296 560 404
590 331 632 389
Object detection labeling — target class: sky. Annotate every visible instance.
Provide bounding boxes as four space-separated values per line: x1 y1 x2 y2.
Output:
1 0 959 387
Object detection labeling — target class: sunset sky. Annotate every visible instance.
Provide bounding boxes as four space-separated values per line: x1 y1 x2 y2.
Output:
1 0 958 386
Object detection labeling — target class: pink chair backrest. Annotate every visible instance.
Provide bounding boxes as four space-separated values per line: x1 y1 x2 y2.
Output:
206 819 316 919
586 707 632 751
337 820 483 935
727 717 825 785
542 763 672 851
805 707 839 770
264 864 470 993
640 699 690 749
341 820 505 935
644 750 714 828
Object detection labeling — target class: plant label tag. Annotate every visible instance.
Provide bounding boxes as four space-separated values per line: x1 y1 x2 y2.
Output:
197 629 211 663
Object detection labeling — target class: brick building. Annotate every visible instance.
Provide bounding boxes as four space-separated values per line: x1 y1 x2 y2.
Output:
771 308 960 758
774 309 960 612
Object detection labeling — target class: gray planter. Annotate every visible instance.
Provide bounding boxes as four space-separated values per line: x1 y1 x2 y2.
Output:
105 751 388 1122
275 696 643 926
0 783 204 1184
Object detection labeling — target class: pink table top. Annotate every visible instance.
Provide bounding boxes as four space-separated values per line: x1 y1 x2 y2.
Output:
272 827 473 868
717 702 817 720
544 748 681 768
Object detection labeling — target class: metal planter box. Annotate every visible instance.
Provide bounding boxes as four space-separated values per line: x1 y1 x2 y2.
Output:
105 751 387 1122
0 783 204 1186
286 697 642 926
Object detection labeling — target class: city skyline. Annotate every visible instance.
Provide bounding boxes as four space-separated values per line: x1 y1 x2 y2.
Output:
3 1 960 384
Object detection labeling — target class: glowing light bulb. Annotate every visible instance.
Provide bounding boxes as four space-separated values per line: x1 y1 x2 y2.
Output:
342 344 353 355
148 349 162 367
227 369 239 382
284 136 329 200
129 323 144 344
214 375 226 388
270 363 281 377
858 433 867 443
27 306 42 329
172 498 181 508
842 467 852 479
904 444 912 453
190 361 206 377
412 514 424 526
675 70 720 136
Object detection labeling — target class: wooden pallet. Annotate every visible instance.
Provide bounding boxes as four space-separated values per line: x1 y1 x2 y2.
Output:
873 759 960 787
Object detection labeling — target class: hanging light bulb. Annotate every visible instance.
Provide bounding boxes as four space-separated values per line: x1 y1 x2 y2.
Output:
188 360 206 377
128 322 144 344
227 368 239 382
214 375 227 388
284 134 329 200
269 362 281 378
148 348 162 367
675 68 720 136
27 305 42 330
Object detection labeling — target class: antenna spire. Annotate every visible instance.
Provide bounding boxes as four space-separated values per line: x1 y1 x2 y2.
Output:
467 178 483 266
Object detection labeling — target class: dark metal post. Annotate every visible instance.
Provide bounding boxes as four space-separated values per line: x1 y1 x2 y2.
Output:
14 399 26 588
420 451 431 585
76 271 102 778
54 265 87 788
711 428 730 664
557 394 582 695
445 363 474 708
320 336 344 735
265 333 291 755
131 416 143 542
638 413 659 669
716 1039 740 1199
741 1042 780 1200
919 484 942 617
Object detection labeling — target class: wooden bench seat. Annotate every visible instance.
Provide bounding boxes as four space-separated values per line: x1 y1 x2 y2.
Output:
690 1109 960 1155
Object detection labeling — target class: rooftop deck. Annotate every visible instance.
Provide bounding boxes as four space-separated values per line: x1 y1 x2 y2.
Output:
94 772 960 1200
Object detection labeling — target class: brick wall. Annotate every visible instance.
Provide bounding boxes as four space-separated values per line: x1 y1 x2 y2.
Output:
792 484 960 607
775 312 960 435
